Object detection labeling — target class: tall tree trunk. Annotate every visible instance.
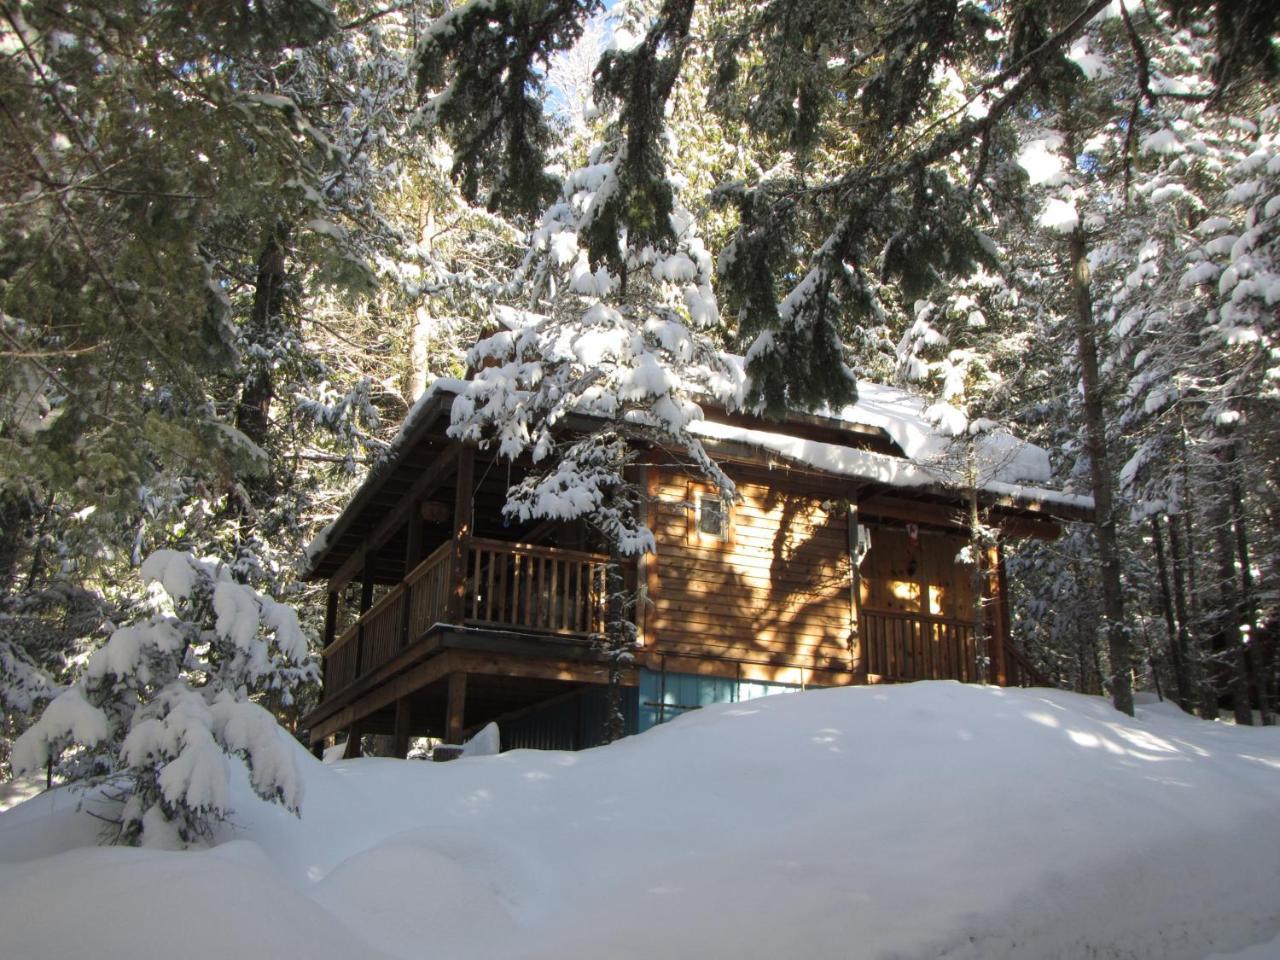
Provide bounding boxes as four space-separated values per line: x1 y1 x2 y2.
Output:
410 202 436 398
1168 515 1214 720
968 472 988 685
1151 516 1191 710
235 223 289 455
1227 447 1270 723
603 543 629 744
0 488 34 602
600 474 640 745
1069 224 1132 716
230 223 289 539
1208 462 1250 724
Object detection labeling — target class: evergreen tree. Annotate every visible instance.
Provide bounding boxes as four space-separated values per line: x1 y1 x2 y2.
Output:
12 550 316 846
0 2 516 759
447 5 737 734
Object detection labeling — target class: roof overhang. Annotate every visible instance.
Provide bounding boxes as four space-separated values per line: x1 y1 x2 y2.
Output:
304 378 1094 581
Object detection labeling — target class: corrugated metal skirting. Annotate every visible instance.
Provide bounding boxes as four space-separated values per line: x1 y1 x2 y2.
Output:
501 686 639 751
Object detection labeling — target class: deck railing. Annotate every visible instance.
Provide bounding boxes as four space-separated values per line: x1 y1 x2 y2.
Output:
463 537 608 636
1003 639 1051 688
326 622 360 694
406 540 454 639
862 608 980 682
321 537 612 699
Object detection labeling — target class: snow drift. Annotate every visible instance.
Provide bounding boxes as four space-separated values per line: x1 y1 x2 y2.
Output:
1 683 1278 959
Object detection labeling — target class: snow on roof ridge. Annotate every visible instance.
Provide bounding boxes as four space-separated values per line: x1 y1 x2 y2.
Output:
306 366 1086 568
687 420 1091 513
716 355 1056 488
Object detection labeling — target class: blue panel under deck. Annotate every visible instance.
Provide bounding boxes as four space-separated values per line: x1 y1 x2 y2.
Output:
637 669 800 732
499 670 802 751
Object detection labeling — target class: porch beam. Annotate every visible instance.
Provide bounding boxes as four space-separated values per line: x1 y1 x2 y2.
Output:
392 697 412 758
446 672 467 744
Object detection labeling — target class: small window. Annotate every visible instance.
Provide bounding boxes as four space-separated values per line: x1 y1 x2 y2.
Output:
698 494 728 540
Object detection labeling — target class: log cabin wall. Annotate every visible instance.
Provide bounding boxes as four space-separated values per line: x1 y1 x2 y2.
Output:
644 466 857 682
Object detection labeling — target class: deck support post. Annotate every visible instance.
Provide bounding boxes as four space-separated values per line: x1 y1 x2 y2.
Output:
405 509 424 572
400 510 424 649
342 720 364 759
323 590 339 647
392 698 412 758
449 447 475 623
359 549 374 612
446 672 467 744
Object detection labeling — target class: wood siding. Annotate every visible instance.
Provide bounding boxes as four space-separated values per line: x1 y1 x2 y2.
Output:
647 470 855 674
647 469 992 682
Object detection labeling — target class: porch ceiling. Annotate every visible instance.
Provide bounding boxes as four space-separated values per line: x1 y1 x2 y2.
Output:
305 394 453 584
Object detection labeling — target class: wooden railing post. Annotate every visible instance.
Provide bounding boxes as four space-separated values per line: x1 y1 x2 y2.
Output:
986 545 1009 687
448 446 475 623
321 590 338 694
356 545 373 677
399 510 421 649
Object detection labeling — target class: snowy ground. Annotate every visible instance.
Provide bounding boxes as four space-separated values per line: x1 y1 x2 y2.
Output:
0 773 45 814
1 683 1278 959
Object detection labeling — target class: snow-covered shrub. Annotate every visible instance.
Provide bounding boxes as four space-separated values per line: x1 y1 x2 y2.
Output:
0 637 56 772
11 550 318 846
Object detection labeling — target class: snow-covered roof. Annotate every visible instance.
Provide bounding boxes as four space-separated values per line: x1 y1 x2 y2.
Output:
303 378 465 569
305 371 1090 571
686 418 1093 515
711 355 1054 484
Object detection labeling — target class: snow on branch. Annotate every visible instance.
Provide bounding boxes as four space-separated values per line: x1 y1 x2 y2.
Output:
12 550 317 847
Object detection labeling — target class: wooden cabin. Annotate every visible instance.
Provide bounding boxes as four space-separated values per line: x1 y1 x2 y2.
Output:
300 379 1092 755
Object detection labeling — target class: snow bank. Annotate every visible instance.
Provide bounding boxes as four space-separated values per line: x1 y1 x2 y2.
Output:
0 774 45 814
2 684 1278 959
0 841 390 960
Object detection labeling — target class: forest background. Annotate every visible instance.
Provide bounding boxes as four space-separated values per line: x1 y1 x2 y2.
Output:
2 0 1278 785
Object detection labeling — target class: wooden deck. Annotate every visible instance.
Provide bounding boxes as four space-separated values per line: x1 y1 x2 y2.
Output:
321 537 613 701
